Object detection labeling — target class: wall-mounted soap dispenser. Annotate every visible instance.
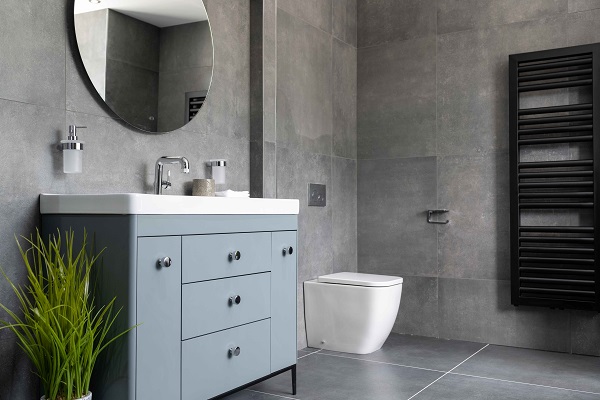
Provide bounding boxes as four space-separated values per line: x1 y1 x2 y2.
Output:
61 125 85 173
206 159 227 184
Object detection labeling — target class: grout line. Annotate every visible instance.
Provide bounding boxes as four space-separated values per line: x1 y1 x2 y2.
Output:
406 344 489 400
297 349 322 359
314 351 446 374
447 372 600 397
405 372 448 400
245 388 298 399
446 344 489 373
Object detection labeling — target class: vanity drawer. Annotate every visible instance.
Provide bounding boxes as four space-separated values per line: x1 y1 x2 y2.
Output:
182 272 271 339
181 319 271 400
182 232 271 283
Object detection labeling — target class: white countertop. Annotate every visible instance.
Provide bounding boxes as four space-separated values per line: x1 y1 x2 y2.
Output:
40 193 300 215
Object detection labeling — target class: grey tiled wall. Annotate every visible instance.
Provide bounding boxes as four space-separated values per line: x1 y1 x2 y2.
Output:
357 0 600 356
273 0 358 349
0 0 250 397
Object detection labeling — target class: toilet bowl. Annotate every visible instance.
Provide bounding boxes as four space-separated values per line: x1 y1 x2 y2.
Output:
304 272 403 354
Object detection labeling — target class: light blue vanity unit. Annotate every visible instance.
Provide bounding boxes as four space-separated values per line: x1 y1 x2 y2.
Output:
40 194 299 400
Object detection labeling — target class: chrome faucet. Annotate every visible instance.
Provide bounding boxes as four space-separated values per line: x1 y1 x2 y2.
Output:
154 156 190 194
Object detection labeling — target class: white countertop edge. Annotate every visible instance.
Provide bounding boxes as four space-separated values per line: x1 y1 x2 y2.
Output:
40 194 300 215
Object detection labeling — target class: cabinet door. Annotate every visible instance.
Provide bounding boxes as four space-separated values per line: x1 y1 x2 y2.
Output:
271 231 297 371
136 237 181 400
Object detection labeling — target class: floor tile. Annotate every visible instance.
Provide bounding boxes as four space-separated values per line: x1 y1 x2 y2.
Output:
414 373 600 400
298 348 320 356
321 333 485 372
251 350 443 400
224 389 296 399
453 345 600 394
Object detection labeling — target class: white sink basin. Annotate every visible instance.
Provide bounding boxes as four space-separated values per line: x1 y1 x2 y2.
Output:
40 193 299 215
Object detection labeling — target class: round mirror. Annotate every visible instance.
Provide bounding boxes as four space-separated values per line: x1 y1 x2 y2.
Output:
73 0 213 133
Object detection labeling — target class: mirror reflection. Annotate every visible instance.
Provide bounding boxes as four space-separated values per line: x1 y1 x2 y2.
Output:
74 0 213 133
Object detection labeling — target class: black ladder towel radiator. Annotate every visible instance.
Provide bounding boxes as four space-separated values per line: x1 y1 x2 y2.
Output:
509 44 600 311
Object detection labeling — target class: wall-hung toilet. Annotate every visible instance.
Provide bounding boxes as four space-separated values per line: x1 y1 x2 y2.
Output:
304 272 403 354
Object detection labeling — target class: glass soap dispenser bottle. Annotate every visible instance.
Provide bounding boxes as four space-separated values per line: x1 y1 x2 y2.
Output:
61 125 85 173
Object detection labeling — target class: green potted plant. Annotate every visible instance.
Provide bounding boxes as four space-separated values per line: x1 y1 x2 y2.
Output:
0 229 135 400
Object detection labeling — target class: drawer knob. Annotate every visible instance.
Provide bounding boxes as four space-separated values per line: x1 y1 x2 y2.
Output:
228 346 241 357
282 246 294 256
228 251 241 261
228 295 242 306
157 256 172 268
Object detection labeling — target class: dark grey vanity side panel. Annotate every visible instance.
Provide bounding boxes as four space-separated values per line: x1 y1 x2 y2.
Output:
271 231 298 371
41 215 138 400
137 214 297 236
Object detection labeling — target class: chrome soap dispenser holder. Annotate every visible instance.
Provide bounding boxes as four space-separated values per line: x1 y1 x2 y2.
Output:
60 125 86 174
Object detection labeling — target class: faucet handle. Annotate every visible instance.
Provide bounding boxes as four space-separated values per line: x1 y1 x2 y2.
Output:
162 170 172 190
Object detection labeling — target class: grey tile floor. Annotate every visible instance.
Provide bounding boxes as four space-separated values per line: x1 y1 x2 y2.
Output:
224 333 600 400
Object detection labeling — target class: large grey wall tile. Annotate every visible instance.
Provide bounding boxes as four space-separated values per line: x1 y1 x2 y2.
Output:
438 0 567 35
567 8 600 45
569 0 600 12
392 276 439 338
570 311 600 356
263 0 277 144
437 18 569 156
0 339 39 400
358 36 436 159
277 147 332 283
185 0 250 141
250 140 264 198
276 147 332 349
333 0 357 47
0 197 46 342
439 278 571 352
0 100 66 199
263 141 277 199
357 0 436 48
332 157 357 273
277 0 332 33
0 0 65 108
0 101 63 342
333 39 357 159
437 153 510 280
277 10 332 155
358 157 438 277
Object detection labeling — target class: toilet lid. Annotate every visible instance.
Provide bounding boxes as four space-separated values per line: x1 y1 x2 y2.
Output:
317 272 403 287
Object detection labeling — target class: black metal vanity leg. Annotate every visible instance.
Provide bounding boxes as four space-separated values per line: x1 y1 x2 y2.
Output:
291 364 297 395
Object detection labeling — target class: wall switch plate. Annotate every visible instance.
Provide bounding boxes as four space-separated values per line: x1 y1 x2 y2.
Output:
308 184 326 207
